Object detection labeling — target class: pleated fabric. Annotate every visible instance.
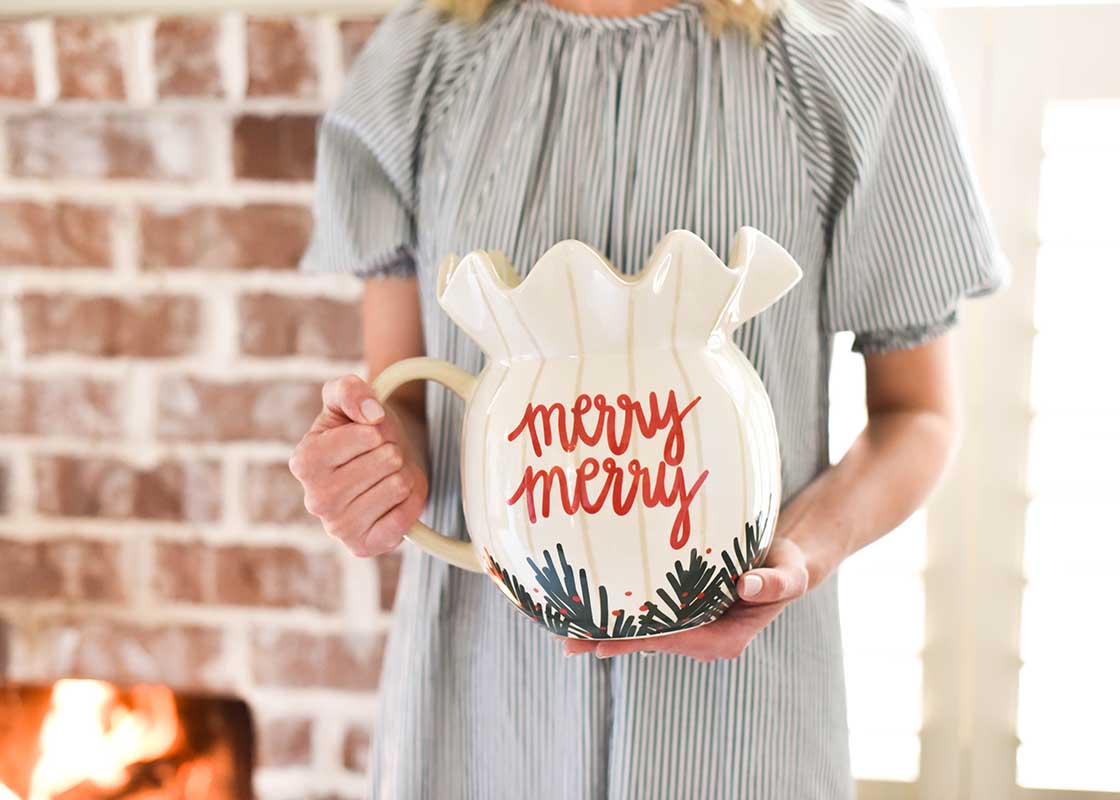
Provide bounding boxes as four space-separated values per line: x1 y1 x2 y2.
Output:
301 0 1008 796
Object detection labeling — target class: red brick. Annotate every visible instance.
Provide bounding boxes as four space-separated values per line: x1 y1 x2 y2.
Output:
0 201 113 269
139 204 311 270
377 553 402 611
54 18 125 100
7 112 206 181
154 17 221 98
233 115 318 182
0 22 35 99
0 537 123 602
214 545 340 611
22 618 226 690
34 456 221 521
239 293 361 359
156 378 320 443
251 628 385 690
342 722 370 772
246 18 317 98
0 378 123 438
0 619 9 674
0 460 9 515
150 540 339 610
70 539 125 602
257 716 313 767
20 293 200 358
244 461 315 525
0 539 65 599
152 539 206 602
338 19 380 72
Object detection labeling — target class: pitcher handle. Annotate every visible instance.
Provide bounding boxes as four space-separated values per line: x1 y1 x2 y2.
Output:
370 357 484 573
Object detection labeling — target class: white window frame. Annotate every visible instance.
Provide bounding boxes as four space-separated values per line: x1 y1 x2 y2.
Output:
903 5 1120 800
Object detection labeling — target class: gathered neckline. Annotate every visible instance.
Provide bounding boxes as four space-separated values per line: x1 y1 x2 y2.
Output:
521 0 704 30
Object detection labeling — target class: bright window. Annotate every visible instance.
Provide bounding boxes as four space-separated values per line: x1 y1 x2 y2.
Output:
831 333 928 783
1017 99 1120 793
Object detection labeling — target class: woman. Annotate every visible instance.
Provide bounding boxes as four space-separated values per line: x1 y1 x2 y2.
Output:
289 0 1007 794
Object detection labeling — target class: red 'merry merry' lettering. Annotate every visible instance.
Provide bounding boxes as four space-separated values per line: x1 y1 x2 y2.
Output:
505 390 708 549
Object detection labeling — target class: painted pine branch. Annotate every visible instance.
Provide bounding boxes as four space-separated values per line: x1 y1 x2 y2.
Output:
528 544 609 639
484 495 775 641
485 549 570 636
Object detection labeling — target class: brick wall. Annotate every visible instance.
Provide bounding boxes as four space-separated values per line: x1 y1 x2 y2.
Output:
0 12 396 797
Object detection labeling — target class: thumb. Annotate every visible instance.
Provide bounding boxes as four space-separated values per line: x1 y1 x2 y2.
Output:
736 539 809 604
314 374 385 431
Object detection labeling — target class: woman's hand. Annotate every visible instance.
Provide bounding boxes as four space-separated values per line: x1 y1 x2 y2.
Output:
289 374 429 557
562 537 810 661
562 336 960 662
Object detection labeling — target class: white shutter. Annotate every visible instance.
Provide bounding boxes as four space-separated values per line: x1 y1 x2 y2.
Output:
1016 100 1120 794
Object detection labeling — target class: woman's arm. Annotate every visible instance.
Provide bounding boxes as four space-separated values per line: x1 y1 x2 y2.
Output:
575 334 960 659
783 334 958 589
362 276 430 476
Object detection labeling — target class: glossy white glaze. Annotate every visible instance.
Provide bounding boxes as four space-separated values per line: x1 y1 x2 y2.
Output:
374 227 802 639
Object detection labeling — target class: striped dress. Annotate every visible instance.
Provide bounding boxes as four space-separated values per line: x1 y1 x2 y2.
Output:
301 0 1008 795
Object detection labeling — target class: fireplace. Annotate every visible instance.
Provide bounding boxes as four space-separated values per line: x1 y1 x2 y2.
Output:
0 681 253 799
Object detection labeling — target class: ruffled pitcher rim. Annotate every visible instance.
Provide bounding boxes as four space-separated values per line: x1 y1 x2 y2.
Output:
438 227 758 302
435 226 803 360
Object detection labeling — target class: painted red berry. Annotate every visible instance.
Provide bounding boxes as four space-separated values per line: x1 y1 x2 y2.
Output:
639 604 650 612
534 588 540 593
625 591 633 597
706 548 712 554
698 592 706 598
612 609 622 616
572 595 581 603
682 591 689 597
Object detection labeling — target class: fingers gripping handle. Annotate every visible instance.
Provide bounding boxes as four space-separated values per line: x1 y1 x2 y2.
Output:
370 357 484 573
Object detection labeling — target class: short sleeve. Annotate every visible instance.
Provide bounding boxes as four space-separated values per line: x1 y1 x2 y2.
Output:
299 0 445 279
790 1 1011 354
300 118 417 278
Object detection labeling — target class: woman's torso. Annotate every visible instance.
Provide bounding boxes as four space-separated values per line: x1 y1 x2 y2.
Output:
349 2 866 796
410 0 835 513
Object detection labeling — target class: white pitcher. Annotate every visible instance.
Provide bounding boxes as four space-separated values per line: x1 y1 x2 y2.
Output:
372 227 802 640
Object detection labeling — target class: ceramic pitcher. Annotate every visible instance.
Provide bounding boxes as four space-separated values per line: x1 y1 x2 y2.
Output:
371 227 802 640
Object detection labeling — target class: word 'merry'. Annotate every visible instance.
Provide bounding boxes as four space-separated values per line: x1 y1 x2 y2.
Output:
505 390 709 549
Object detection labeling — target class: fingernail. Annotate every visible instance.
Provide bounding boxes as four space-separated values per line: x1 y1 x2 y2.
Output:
739 574 763 599
360 399 383 423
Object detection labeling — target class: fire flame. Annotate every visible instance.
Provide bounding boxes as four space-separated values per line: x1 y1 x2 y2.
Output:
27 679 182 800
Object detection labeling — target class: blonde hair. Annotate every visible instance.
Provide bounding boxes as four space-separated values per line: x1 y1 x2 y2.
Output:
427 0 779 43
